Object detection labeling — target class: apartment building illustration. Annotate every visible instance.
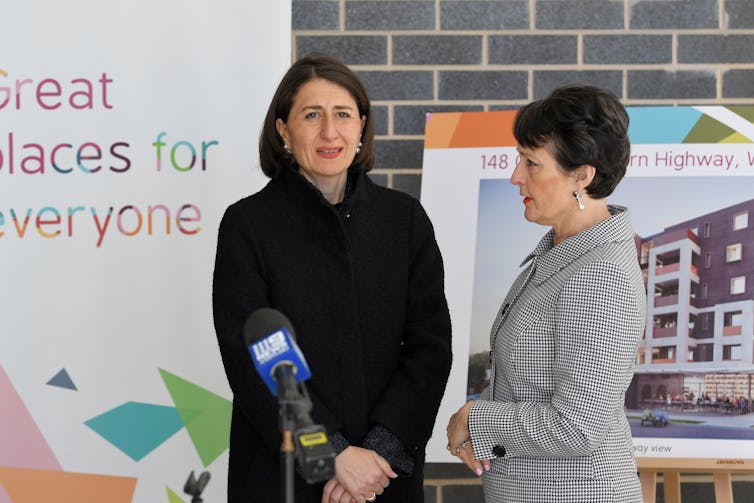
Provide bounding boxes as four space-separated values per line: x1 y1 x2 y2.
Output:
629 198 754 407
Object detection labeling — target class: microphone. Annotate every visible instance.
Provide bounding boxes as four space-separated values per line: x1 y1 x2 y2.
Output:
244 308 335 484
183 470 210 503
244 308 312 396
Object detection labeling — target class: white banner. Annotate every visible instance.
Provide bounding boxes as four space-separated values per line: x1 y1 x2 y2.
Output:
0 2 290 502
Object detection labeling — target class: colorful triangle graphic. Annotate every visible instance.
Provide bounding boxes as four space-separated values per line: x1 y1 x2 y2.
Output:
726 105 754 123
0 483 12 503
47 368 77 391
0 365 61 470
684 114 737 143
158 369 231 467
84 402 184 461
627 107 703 144
720 131 752 143
166 486 185 503
424 110 517 149
0 467 136 503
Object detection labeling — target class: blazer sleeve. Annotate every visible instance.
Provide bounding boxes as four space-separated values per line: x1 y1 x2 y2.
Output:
468 261 643 459
369 199 453 451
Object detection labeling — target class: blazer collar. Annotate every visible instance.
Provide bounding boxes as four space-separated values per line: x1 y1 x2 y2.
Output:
520 205 636 285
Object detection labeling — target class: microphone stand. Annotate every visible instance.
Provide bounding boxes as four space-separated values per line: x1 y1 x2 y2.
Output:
277 370 300 503
275 364 330 500
280 405 296 503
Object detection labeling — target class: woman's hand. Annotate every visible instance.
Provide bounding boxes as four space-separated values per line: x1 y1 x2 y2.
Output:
321 478 354 503
447 400 490 476
321 446 397 503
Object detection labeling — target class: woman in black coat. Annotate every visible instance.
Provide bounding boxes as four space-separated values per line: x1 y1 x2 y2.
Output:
212 54 452 503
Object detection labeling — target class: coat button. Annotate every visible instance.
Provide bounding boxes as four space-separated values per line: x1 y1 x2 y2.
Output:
492 445 506 457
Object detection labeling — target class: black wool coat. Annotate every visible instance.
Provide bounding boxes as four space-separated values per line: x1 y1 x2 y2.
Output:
212 165 452 502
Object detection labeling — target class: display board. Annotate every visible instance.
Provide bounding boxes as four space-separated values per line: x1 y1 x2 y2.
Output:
422 107 754 464
0 2 290 501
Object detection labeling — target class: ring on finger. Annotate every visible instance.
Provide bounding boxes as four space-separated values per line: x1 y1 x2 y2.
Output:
454 439 471 454
366 492 377 502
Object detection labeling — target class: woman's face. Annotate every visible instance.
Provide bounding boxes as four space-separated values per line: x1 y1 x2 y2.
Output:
510 144 580 229
276 78 365 185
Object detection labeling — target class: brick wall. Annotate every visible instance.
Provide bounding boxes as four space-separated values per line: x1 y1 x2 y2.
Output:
291 1 754 501
293 0 754 200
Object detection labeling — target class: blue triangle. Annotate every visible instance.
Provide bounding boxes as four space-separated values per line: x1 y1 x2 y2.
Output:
84 401 185 461
47 368 78 390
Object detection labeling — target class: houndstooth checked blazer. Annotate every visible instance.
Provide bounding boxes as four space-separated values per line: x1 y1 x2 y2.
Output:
468 206 645 503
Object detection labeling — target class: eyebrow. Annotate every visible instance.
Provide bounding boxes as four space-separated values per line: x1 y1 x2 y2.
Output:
516 147 541 162
300 104 355 111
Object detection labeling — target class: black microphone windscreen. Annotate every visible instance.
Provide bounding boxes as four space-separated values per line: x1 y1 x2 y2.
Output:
196 471 211 491
243 307 296 346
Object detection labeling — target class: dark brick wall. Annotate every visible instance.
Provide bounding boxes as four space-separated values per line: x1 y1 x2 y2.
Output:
291 1 754 500
293 0 754 200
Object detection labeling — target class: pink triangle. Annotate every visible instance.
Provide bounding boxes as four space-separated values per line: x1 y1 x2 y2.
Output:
0 365 61 470
0 483 12 503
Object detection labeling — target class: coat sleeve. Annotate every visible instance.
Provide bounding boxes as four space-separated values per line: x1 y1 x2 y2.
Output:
468 261 643 459
369 199 453 452
212 203 280 454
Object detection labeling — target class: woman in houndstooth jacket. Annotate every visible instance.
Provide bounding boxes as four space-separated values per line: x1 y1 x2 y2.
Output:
447 84 645 502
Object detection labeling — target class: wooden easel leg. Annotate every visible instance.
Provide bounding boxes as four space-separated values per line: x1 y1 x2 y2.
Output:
713 472 733 503
663 471 681 503
639 471 657 503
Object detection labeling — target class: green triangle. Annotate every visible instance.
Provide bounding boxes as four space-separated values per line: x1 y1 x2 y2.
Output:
726 105 754 123
683 114 736 143
159 368 232 467
166 486 185 503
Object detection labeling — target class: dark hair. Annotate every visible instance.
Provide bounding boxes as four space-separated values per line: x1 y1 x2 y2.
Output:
259 53 374 178
513 84 630 198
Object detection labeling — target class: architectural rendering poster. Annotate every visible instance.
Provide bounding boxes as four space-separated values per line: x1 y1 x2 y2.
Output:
422 107 754 463
0 2 290 502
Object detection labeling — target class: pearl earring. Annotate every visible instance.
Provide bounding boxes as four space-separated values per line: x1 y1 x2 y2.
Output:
356 141 362 154
573 191 585 210
283 144 292 155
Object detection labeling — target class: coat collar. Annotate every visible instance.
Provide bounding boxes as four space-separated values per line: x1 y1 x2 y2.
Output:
277 163 371 211
520 205 636 285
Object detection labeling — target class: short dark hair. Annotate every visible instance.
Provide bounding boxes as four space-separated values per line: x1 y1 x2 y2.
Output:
259 53 374 178
513 84 630 198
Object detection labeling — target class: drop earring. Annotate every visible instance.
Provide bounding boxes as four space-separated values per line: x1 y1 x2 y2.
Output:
356 141 362 154
283 143 292 155
573 191 585 210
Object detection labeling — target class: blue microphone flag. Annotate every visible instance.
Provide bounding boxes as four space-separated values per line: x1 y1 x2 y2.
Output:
248 326 311 396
